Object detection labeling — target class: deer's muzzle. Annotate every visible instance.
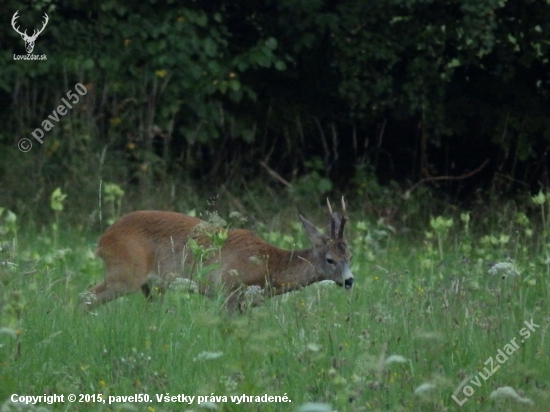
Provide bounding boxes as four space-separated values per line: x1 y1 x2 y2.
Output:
342 263 354 289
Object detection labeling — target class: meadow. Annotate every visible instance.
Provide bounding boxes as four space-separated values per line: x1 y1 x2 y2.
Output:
0 188 549 412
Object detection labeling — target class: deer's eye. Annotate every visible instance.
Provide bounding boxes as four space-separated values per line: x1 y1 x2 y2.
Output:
326 258 336 265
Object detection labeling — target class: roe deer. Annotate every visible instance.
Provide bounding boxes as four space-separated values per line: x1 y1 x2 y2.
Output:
80 198 353 311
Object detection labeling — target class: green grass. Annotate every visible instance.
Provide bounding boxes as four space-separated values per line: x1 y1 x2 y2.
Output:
1 209 549 412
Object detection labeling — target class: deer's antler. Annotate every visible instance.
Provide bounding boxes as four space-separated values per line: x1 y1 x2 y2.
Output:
327 198 336 238
338 196 347 239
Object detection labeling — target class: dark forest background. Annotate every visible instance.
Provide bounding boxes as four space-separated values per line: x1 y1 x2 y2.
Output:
1 0 550 225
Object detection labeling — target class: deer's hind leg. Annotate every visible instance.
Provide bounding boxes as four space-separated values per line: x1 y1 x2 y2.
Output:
80 257 150 310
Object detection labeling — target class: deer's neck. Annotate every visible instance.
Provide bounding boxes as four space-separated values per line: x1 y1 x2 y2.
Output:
268 248 318 295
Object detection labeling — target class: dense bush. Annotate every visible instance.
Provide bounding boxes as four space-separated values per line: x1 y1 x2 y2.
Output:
1 0 549 219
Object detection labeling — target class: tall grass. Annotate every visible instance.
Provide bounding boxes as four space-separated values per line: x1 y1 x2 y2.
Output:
0 195 549 412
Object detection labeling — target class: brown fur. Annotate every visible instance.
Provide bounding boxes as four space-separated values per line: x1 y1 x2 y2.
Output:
81 208 354 311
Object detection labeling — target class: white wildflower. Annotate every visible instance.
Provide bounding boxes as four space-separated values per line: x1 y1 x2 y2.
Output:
229 211 247 223
79 291 97 306
198 401 218 410
317 280 336 287
243 285 264 306
0 327 16 338
1 399 50 411
384 354 408 365
248 255 264 265
488 262 521 278
297 403 333 412
0 261 17 270
220 375 238 392
170 277 198 293
244 285 263 297
54 248 71 259
490 386 534 405
306 343 322 352
193 351 223 362
414 383 437 394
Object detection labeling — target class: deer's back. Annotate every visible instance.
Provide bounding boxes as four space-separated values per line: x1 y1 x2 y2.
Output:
96 211 202 261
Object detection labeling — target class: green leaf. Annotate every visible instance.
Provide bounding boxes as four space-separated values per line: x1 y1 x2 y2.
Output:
50 188 67 212
316 178 333 194
204 38 218 57
265 37 278 50
275 61 287 71
447 58 461 68
229 79 241 92
83 58 95 70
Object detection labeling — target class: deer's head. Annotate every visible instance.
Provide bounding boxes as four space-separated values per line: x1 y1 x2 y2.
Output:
300 197 354 289
12 11 49 54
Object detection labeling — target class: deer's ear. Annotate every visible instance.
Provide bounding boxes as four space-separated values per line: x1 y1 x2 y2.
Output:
300 215 326 246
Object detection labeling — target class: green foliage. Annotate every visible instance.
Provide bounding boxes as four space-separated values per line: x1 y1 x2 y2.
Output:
2 1 287 146
102 182 125 225
2 0 549 209
292 157 333 198
49 188 67 245
429 215 454 260
326 0 550 121
0 208 17 242
50 188 67 212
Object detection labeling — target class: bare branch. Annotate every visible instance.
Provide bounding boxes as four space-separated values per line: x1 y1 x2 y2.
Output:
259 160 292 187
408 158 490 194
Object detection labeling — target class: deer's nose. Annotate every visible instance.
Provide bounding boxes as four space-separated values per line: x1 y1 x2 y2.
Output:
344 277 354 289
